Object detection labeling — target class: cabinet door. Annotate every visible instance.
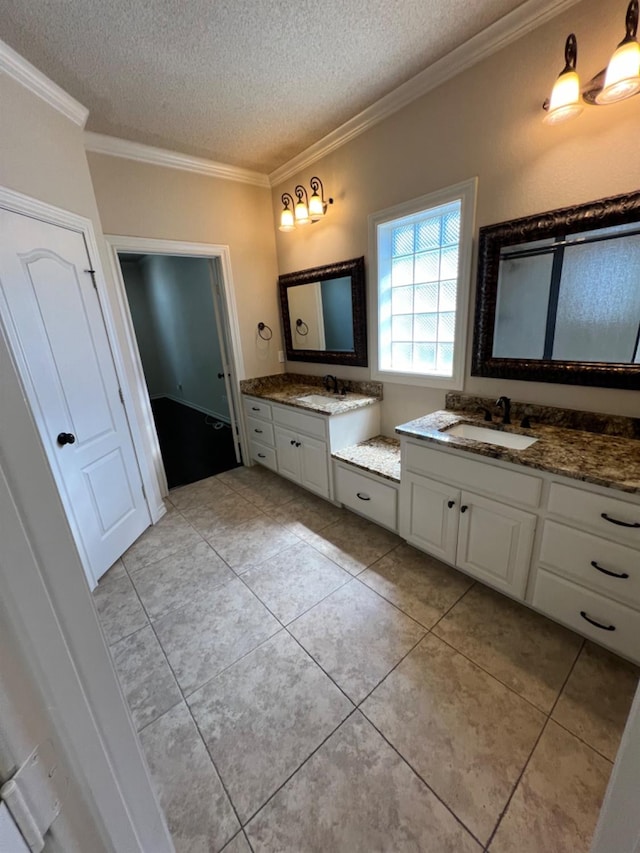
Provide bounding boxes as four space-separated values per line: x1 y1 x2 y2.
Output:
456 491 536 597
275 425 300 483
299 434 330 498
400 472 459 564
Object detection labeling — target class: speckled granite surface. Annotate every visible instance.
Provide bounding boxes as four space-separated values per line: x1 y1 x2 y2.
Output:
240 374 382 416
445 393 640 439
332 437 401 483
396 410 640 494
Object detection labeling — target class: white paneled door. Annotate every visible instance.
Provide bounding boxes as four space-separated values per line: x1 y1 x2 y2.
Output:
0 210 150 587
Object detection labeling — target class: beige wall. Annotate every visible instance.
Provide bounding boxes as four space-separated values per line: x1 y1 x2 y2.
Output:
87 153 281 379
272 0 640 435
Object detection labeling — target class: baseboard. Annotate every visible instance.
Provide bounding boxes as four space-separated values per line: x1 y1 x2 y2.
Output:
155 394 231 424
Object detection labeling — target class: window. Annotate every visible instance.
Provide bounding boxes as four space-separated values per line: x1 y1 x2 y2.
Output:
370 179 476 389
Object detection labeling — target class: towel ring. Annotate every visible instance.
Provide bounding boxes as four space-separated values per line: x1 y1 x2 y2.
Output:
295 318 309 336
257 322 273 341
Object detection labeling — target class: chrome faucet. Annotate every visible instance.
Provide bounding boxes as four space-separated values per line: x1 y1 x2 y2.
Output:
496 396 511 425
323 374 339 394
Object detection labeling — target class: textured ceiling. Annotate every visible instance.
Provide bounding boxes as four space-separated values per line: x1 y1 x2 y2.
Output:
1 0 530 173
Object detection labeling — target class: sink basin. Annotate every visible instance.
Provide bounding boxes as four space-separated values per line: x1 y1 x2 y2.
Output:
444 423 538 450
296 394 345 406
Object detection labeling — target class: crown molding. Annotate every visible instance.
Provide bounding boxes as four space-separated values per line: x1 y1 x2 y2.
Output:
0 38 88 127
269 0 581 186
84 132 270 188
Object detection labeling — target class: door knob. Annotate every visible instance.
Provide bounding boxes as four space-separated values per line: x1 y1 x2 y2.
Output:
57 432 76 446
217 372 225 378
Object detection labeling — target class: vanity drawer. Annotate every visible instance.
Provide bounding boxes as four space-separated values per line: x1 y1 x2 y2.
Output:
274 406 326 439
548 483 640 548
335 464 398 531
532 570 640 663
249 440 277 471
539 520 640 609
404 443 542 508
247 416 275 446
244 398 272 420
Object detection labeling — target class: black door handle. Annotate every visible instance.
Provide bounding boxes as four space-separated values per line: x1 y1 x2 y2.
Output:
257 453 266 459
252 406 260 411
255 429 263 434
356 492 371 501
57 432 76 447
591 560 629 579
580 611 616 632
601 512 640 529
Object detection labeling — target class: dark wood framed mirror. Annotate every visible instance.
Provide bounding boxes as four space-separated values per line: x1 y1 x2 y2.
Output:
278 256 368 367
471 190 640 390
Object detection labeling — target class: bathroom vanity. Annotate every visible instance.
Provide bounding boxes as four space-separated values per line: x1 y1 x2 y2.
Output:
396 403 640 664
240 374 382 501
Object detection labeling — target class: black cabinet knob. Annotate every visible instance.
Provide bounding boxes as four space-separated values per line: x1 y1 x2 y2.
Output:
460 504 468 513
57 432 76 447
447 500 455 509
217 372 225 379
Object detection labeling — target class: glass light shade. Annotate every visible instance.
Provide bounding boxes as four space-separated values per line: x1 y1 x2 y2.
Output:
544 69 584 124
279 207 295 232
596 40 640 104
295 200 310 224
308 192 324 221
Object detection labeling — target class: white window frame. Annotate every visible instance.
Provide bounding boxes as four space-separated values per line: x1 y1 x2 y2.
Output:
369 177 477 390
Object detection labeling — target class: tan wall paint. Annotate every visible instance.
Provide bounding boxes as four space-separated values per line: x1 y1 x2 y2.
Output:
272 0 640 435
87 153 282 379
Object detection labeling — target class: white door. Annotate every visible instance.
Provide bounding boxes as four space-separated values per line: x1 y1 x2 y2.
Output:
0 210 150 587
456 491 536 597
210 258 242 463
299 435 330 498
400 472 459 563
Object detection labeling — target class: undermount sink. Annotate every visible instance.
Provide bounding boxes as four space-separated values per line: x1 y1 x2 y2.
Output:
296 394 346 406
444 423 538 450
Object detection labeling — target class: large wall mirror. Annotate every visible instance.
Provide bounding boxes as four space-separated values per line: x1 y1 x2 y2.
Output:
278 256 368 366
472 190 640 389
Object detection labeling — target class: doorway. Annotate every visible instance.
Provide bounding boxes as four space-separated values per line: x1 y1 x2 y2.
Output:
116 249 243 490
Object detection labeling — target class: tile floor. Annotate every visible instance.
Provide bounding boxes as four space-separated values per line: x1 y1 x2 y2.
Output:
93 466 640 853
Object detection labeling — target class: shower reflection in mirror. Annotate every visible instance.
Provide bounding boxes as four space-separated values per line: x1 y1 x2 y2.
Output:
493 221 640 364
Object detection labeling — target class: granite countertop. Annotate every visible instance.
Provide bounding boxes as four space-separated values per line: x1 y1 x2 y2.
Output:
332 436 401 483
395 410 640 495
240 373 382 416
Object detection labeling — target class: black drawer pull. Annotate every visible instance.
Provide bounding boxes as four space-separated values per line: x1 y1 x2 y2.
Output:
252 406 260 411
447 500 455 509
601 512 640 529
591 560 629 579
254 428 263 433
357 492 371 501
257 453 266 459
580 611 616 632
460 504 468 513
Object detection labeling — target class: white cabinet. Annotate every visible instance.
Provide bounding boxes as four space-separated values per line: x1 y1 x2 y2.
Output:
400 466 535 597
400 471 458 562
334 464 398 532
274 425 329 497
400 435 640 663
243 394 381 502
456 491 536 597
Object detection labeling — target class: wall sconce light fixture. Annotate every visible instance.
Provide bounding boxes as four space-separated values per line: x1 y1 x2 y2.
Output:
543 0 640 124
279 177 333 232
